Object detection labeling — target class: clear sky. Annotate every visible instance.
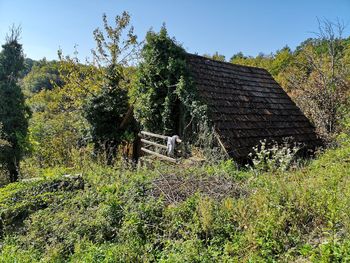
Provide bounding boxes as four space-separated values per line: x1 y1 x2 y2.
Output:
0 0 349 61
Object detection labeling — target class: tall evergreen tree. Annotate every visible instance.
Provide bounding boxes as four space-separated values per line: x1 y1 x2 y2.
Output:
84 12 138 164
84 63 129 164
0 27 29 182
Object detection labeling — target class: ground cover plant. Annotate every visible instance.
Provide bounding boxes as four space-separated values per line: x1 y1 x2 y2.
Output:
0 135 349 262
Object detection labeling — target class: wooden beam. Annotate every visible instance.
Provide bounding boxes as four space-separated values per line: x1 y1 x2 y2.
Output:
141 138 167 149
141 131 167 140
214 131 229 158
119 105 134 130
141 147 177 163
140 131 182 143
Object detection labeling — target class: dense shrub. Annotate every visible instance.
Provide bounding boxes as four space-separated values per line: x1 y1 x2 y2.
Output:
133 26 207 139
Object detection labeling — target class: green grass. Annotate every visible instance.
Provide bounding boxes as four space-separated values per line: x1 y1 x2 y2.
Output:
0 138 349 262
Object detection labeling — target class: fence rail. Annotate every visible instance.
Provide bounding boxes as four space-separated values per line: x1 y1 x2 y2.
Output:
139 131 181 163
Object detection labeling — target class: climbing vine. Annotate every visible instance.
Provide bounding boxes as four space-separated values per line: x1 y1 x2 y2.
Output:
133 26 208 141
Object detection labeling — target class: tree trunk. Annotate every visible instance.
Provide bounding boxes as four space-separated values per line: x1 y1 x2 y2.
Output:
8 160 18 182
132 136 141 163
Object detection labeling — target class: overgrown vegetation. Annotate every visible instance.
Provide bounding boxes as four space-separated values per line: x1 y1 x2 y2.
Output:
0 136 349 262
0 11 349 262
133 26 208 140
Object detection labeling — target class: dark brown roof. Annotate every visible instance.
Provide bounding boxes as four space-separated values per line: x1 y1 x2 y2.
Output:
186 53 319 159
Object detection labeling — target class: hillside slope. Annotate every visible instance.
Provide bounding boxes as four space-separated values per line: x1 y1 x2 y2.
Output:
0 138 350 262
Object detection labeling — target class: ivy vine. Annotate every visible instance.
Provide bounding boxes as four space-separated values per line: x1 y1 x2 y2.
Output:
133 26 208 141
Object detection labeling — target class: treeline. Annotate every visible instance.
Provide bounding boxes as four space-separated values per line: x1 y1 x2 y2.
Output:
0 13 202 184
208 21 350 140
0 14 349 184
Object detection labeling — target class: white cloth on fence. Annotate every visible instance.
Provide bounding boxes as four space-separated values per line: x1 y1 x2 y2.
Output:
167 135 179 157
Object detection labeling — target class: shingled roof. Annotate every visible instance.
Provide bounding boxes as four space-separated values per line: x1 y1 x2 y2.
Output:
186 53 319 159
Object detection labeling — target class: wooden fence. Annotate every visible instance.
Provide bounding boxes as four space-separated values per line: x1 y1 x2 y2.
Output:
139 131 182 163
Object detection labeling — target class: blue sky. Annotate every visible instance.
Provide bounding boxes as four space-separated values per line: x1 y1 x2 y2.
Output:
0 0 349 61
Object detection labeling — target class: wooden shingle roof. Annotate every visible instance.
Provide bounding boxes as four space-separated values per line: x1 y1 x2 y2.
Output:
186 53 319 159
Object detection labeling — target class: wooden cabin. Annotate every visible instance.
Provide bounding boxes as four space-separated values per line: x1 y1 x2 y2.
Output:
184 53 320 160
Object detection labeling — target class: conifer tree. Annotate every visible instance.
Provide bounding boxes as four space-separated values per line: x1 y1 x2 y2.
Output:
84 12 138 164
0 27 29 182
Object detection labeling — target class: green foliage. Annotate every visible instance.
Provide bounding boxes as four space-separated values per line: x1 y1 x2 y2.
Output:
203 51 226 62
25 59 96 167
21 59 62 97
0 26 30 182
0 175 83 239
133 26 207 139
0 137 349 261
24 12 139 168
25 39 105 168
0 241 41 263
84 12 138 162
84 67 129 161
2 16 350 263
27 102 89 167
0 123 11 185
19 57 36 78
0 123 10 148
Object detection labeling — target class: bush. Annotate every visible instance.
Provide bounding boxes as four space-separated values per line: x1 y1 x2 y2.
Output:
248 139 301 173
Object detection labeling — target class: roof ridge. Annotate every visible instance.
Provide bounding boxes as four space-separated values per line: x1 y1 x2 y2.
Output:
185 52 271 73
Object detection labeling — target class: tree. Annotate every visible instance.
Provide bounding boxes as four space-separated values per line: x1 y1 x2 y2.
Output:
230 51 246 62
19 57 36 78
84 12 138 163
0 123 10 148
21 59 62 97
133 26 207 140
286 19 350 139
0 26 29 182
27 87 91 167
27 49 103 167
230 52 273 71
204 51 226 62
